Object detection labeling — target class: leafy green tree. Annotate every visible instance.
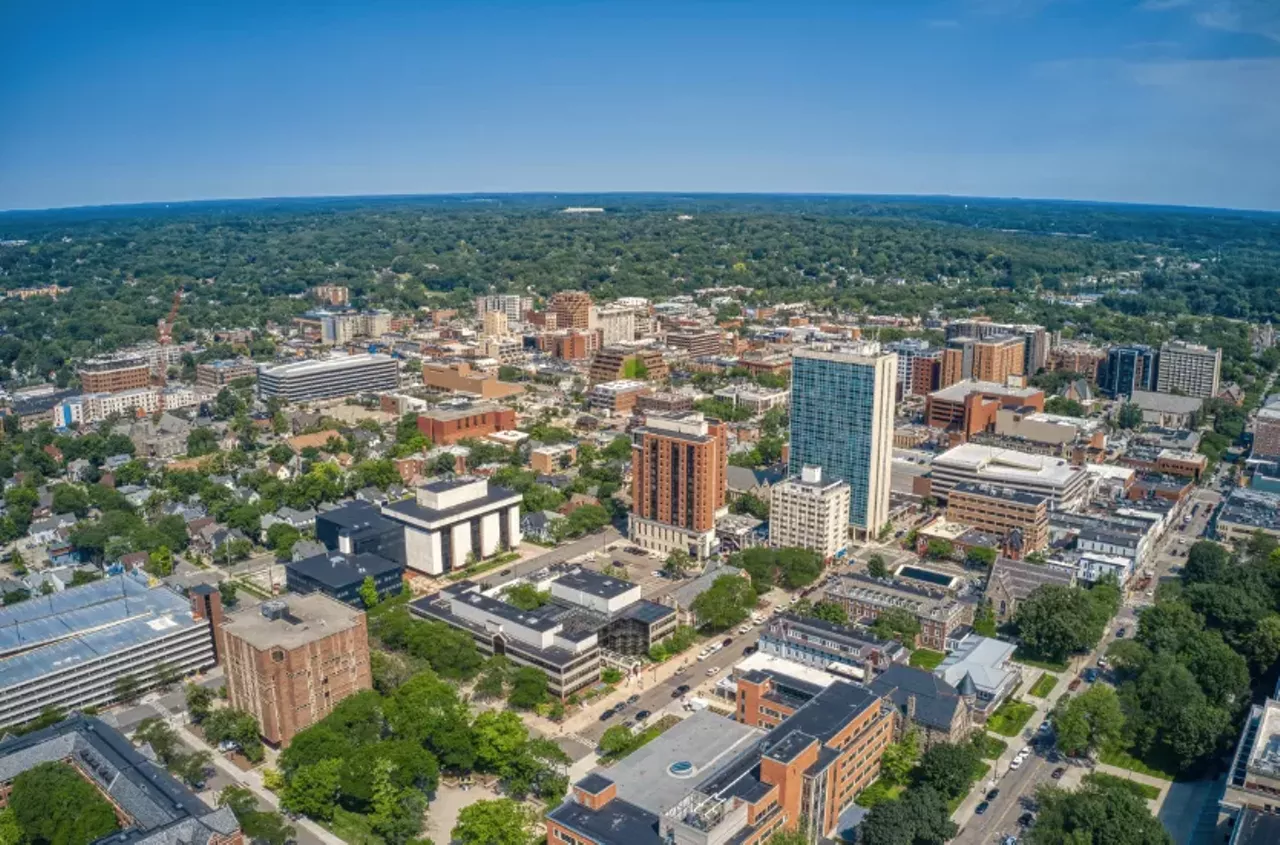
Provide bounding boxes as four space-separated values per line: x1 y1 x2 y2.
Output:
502 582 550 610
1116 402 1144 429
359 575 380 609
147 545 174 576
731 492 770 520
268 443 295 465
8 762 120 845
1028 779 1172 845
473 710 530 773
867 554 889 579
879 729 920 785
692 575 757 630
185 682 214 722
924 538 954 560
860 784 956 845
266 522 301 558
508 667 550 710
598 724 637 759
912 741 980 800
1054 684 1125 757
186 428 220 457
1014 584 1108 663
281 759 342 821
219 579 239 606
453 798 536 845
50 484 90 517
664 548 695 578
871 607 921 645
0 808 21 845
966 546 997 569
1182 541 1230 585
973 602 998 637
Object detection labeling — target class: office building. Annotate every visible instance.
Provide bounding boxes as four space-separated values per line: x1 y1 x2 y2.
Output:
416 401 517 444
1216 488 1280 546
78 355 151 393
768 466 852 561
946 320 1047 375
925 379 1045 439
666 328 722 358
824 574 972 652
630 411 728 560
928 443 1089 510
588 379 652 414
411 567 675 698
759 611 906 679
589 345 670 383
713 385 789 414
0 714 242 845
1100 345 1157 397
219 595 372 746
550 290 594 329
547 677 895 845
886 339 940 397
788 343 896 537
594 305 637 344
382 477 522 574
482 309 508 338
314 500 406 568
197 358 258 389
1156 340 1222 399
1255 406 1280 460
422 360 524 399
1223 697 1280 819
0 574 218 728
257 354 398 402
286 550 404 607
945 482 1049 557
476 293 533 324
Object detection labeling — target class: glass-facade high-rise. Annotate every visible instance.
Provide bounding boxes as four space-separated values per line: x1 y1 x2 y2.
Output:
1100 345 1156 398
788 344 897 536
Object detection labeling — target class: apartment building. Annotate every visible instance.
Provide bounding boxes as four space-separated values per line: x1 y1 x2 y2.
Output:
587 379 652 414
482 310 508 337
927 443 1090 510
593 305 637 344
1156 340 1222 399
78 355 151 393
257 354 399 402
945 482 1050 557
759 611 907 679
925 380 1045 440
768 466 852 561
1047 342 1106 380
411 568 674 699
312 284 350 305
547 678 894 845
421 360 524 399
1256 406 1280 459
416 401 517 444
196 358 258 389
666 328 722 358
788 343 896 537
824 574 973 652
1100 345 1157 397
381 477 521 575
630 411 728 560
475 293 533 324
589 345 670 383
80 388 160 422
531 442 577 473
946 320 1047 375
219 595 372 746
550 290 594 329
0 574 218 729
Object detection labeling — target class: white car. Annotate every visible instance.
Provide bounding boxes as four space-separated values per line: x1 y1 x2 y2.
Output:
1019 746 1033 758
1009 756 1024 771
738 624 751 634
706 666 720 676
697 649 711 661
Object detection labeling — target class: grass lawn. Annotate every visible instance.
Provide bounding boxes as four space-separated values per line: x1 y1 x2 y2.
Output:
855 778 906 808
1029 673 1058 698
1084 772 1162 800
445 551 522 582
973 733 1008 760
1099 746 1177 782
986 699 1036 737
909 648 946 671
1012 648 1070 673
328 808 381 845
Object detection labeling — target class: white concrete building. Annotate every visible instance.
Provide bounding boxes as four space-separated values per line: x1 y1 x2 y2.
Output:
257 353 399 402
382 477 522 575
83 388 160 422
713 385 789 414
769 466 852 561
929 443 1089 510
593 306 637 345
1157 340 1222 399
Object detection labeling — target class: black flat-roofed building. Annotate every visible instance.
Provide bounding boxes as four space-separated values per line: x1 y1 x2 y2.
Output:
315 501 405 565
286 550 403 607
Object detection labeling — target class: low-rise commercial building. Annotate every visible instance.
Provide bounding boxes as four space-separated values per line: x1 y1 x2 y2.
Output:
666 328 722 358
944 481 1049 557
219 595 372 746
759 612 906 679
768 466 852 561
714 384 789 414
0 574 218 728
285 550 404 607
589 345 670 383
1255 406 1280 460
824 574 972 652
927 442 1089 510
381 477 522 575
421 360 523 399
1216 488 1280 546
197 358 258 389
258 354 399 402
925 380 1045 440
416 401 517 444
1224 697 1280 819
411 567 675 698
587 379 652 414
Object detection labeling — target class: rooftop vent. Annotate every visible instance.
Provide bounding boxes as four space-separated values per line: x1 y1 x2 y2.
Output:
261 599 289 621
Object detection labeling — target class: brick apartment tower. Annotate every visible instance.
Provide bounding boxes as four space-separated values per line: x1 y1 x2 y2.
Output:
549 291 593 330
217 594 372 746
629 411 728 559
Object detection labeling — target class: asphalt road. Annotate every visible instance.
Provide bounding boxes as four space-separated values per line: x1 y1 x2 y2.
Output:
477 527 622 590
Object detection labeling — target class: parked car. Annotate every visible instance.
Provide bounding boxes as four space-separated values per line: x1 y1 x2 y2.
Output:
743 645 759 656
1115 627 1126 638
217 740 240 753
975 801 990 815
738 624 751 635
986 788 1000 801
499 569 513 577
1068 678 1082 691
673 684 691 697
652 571 664 578
706 666 720 676
625 546 646 555
627 694 640 705
599 708 616 722
1051 767 1066 780
1037 721 1051 734
1018 813 1035 828
1083 668 1098 683
722 638 733 647
634 710 651 722
1009 756 1024 771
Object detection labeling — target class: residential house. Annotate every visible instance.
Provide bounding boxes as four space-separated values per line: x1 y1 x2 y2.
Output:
521 510 564 543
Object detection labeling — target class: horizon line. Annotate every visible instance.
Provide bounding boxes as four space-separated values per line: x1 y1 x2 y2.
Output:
2 189 1279 218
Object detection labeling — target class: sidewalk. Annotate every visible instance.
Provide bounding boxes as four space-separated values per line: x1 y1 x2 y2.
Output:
175 724 345 845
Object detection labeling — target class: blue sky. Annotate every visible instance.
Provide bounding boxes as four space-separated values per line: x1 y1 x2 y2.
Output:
2 0 1278 211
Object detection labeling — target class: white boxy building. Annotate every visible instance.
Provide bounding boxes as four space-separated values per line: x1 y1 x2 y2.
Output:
381 477 522 575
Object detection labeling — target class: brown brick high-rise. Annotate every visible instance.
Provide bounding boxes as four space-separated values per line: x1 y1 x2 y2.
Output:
629 411 727 559
549 290 593 329
218 594 372 746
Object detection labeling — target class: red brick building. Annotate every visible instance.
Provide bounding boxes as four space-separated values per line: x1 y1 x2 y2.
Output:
416 402 517 445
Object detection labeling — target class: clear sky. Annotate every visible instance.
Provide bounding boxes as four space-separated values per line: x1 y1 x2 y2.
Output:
2 0 1278 211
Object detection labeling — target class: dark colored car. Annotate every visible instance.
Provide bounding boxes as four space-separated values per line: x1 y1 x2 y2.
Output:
1019 813 1035 827
599 708 616 721
986 788 1000 801
673 684 691 697
975 801 990 816
722 638 733 647
634 710 651 721
743 645 758 656
627 694 640 705
625 546 646 555
499 569 512 577
1051 767 1066 780
1115 627 1126 638
1083 668 1098 682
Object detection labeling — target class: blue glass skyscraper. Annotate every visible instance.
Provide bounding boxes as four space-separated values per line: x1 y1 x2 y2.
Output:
788 344 897 538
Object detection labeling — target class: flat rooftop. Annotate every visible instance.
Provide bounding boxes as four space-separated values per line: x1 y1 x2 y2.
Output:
220 593 363 651
934 443 1083 486
418 401 506 421
554 568 637 600
950 481 1048 507
288 551 401 589
258 353 392 377
930 379 1041 402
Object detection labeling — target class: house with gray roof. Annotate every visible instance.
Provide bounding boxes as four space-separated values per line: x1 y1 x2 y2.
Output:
984 556 1077 622
869 663 972 748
